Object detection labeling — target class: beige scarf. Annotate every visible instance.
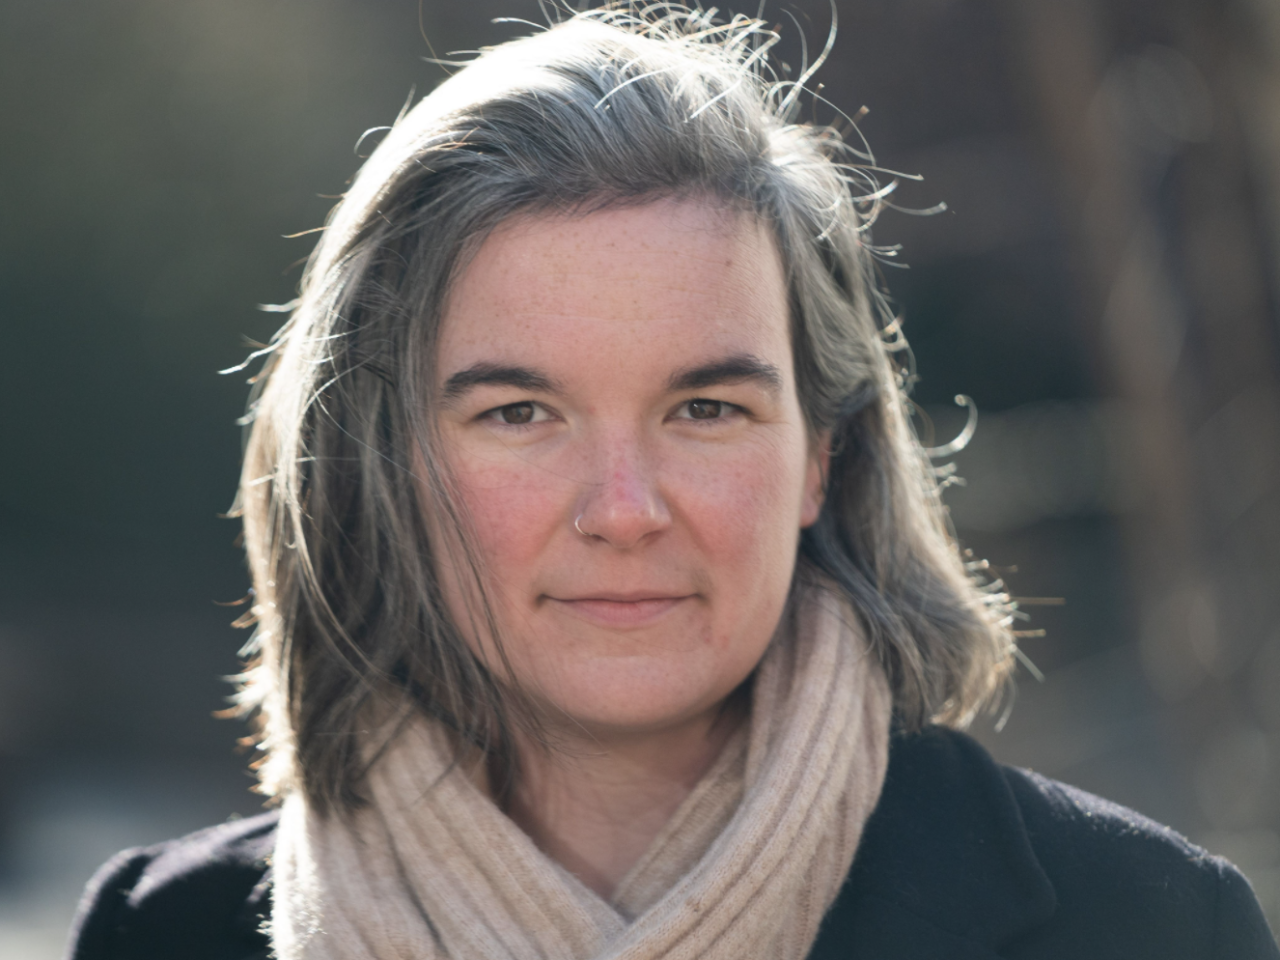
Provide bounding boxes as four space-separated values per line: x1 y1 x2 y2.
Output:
270 585 892 960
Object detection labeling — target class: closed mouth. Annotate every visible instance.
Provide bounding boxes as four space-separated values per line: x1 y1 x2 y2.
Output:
545 594 693 627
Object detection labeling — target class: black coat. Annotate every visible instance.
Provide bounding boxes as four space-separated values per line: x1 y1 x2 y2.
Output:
67 727 1279 959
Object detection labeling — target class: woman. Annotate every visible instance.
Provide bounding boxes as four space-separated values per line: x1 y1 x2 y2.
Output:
68 7 1277 959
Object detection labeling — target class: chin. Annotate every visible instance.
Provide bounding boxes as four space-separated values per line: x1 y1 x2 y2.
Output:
530 658 743 736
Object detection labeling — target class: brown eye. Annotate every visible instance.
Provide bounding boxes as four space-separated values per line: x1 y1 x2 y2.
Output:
499 402 535 424
687 399 723 420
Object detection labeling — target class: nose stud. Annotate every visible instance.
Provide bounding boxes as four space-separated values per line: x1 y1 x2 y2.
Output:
574 514 595 539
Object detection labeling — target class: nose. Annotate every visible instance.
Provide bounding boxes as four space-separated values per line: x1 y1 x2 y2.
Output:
574 433 671 549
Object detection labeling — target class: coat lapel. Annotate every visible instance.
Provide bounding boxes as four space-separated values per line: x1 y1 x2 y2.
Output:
808 727 1057 959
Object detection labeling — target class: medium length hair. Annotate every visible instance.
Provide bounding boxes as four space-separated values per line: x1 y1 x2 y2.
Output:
231 6 1015 814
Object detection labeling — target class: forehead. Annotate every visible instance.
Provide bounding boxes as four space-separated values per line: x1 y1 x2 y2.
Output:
437 199 792 377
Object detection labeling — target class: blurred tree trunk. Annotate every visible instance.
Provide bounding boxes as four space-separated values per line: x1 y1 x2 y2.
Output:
1001 0 1280 910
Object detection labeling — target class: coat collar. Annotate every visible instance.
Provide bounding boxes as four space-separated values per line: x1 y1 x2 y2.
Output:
808 726 1057 959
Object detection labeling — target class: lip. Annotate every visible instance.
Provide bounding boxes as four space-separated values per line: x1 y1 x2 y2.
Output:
546 593 694 628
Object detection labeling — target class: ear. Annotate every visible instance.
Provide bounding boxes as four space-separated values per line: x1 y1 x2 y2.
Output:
800 430 831 528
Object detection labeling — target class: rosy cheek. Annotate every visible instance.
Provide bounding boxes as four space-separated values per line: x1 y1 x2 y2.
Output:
667 444 799 562
452 455 563 569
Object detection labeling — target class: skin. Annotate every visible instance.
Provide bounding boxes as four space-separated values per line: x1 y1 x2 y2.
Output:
433 198 826 898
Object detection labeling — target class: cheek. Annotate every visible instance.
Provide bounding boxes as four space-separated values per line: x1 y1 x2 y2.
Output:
449 451 566 574
429 448 566 674
667 434 809 579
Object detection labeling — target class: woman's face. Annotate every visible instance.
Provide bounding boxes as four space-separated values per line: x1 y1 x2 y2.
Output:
433 199 825 739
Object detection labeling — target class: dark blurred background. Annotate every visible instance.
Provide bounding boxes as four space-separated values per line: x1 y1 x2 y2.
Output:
2 0 1278 952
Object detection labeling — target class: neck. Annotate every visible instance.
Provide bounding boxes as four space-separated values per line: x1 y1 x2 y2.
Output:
501 695 746 900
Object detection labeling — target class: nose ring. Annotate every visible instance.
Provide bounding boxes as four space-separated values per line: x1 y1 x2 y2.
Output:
574 514 594 538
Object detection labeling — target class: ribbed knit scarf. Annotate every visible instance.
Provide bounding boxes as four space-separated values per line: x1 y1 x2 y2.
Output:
270 585 892 960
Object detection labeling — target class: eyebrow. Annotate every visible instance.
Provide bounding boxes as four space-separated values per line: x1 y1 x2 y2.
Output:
440 362 560 402
440 353 783 403
666 354 783 396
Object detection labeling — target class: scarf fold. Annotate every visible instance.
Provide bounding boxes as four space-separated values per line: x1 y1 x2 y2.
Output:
271 585 892 960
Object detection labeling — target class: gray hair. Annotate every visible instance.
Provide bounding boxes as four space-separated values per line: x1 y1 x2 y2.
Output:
231 6 1015 814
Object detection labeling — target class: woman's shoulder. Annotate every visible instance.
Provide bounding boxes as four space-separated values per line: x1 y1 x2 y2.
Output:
814 725 1279 959
67 810 277 960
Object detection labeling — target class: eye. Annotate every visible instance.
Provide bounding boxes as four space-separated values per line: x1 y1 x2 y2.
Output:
484 401 547 426
680 398 727 420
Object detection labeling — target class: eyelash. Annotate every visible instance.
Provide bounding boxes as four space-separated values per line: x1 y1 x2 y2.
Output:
481 401 551 427
673 398 742 422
